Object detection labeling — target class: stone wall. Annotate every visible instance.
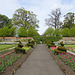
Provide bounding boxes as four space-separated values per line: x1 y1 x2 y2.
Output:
0 37 33 42
62 37 75 41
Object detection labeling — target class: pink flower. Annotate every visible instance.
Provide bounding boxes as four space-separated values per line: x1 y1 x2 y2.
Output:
69 61 72 63
0 62 1 64
51 47 57 50
73 60 75 62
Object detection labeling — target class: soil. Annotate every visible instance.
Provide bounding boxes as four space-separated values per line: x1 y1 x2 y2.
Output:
48 48 75 75
0 47 35 75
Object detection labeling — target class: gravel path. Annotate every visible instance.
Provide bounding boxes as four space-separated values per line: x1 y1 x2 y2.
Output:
14 44 65 75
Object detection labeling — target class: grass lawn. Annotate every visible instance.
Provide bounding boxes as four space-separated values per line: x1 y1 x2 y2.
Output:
65 45 75 49
0 44 17 51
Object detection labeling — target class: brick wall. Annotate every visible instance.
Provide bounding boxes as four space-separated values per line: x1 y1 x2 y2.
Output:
62 37 75 41
0 37 33 39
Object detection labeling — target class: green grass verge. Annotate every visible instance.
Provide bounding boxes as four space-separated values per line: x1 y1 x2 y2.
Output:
0 44 17 51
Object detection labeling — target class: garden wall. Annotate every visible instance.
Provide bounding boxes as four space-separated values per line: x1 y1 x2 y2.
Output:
62 37 75 41
0 37 33 42
60 37 75 44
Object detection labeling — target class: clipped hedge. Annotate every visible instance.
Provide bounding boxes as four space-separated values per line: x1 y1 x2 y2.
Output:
14 47 26 54
33 36 62 44
54 49 66 55
57 46 67 52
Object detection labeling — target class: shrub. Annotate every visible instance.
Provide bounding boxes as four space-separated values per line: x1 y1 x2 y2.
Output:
54 49 66 55
57 46 67 52
14 47 26 54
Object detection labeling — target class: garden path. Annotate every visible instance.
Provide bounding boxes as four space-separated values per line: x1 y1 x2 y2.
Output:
14 44 65 75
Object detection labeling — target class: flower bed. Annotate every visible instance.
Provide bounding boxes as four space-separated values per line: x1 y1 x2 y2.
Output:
0 52 23 73
0 48 14 56
50 47 75 72
67 47 75 53
58 53 75 71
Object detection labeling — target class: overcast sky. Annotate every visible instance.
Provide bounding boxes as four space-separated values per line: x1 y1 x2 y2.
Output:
0 0 75 35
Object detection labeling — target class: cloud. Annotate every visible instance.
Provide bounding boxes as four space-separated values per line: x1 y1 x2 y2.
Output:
0 0 75 35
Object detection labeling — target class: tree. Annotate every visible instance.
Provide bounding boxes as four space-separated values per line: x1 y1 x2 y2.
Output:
62 28 71 37
45 8 62 29
0 26 9 37
43 27 54 36
9 27 16 36
0 26 16 37
17 28 27 37
28 27 38 37
0 14 9 28
12 7 39 30
62 12 75 29
54 28 61 36
70 27 75 37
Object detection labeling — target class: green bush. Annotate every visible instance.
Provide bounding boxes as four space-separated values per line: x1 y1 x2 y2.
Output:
18 41 23 48
33 36 62 44
54 49 66 55
57 46 67 52
14 47 26 54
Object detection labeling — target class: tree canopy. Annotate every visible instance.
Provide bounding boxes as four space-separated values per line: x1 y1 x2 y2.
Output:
62 12 75 29
0 14 9 28
12 7 39 30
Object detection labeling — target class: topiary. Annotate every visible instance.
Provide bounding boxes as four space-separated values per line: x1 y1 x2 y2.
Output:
18 41 23 48
57 46 67 52
14 47 26 54
54 49 66 55
47 41 56 48
54 41 67 54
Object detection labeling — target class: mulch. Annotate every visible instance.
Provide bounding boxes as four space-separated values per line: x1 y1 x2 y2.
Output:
48 48 75 75
0 46 36 75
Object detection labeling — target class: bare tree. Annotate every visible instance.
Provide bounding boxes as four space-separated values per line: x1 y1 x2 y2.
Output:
45 8 62 29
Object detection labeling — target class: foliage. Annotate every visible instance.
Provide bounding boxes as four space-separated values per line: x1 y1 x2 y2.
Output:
0 52 23 72
66 47 75 53
57 46 67 52
17 28 27 37
70 27 75 37
0 26 16 37
22 47 31 53
65 45 75 49
9 27 16 36
54 28 61 36
62 12 75 29
12 7 39 30
33 36 62 44
14 47 25 54
58 53 75 71
0 26 9 37
27 27 38 37
0 14 9 29
62 28 71 37
43 27 54 36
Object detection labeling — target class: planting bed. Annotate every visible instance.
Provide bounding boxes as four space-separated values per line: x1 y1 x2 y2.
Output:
0 45 34 75
48 47 75 75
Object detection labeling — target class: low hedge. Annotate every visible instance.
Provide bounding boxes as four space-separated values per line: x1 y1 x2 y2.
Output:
14 47 26 54
54 49 66 55
57 46 67 52
33 36 62 44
